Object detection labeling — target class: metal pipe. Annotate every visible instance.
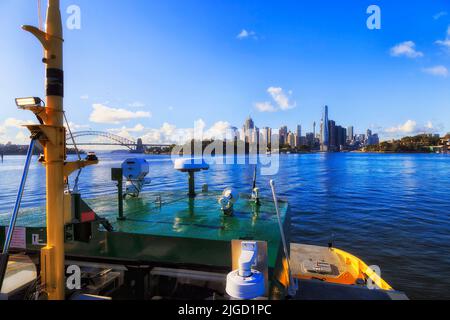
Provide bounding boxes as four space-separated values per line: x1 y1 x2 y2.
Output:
269 180 298 297
117 177 124 220
188 171 196 198
0 139 36 290
3 139 36 253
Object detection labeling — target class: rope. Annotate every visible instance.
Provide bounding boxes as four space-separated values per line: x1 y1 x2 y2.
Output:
63 112 83 193
63 112 82 161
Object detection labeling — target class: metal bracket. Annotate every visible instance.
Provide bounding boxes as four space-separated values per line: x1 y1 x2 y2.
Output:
64 160 99 178
25 125 61 147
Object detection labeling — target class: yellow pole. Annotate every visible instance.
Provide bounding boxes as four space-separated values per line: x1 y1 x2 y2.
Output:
24 0 66 300
22 0 97 300
42 0 65 300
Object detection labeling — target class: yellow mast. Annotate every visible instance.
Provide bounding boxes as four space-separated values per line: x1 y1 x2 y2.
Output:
22 0 97 300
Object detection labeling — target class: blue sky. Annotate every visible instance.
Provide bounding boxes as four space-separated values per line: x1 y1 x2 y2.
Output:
1 0 449 144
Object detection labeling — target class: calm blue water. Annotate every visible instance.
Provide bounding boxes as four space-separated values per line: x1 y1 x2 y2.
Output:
0 152 449 299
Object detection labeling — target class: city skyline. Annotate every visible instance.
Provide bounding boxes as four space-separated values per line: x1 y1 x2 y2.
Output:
1 1 449 145
0 104 441 148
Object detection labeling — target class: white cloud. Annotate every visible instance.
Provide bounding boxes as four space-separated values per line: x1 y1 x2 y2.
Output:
237 29 257 40
89 103 151 124
80 95 89 100
255 102 277 112
108 124 145 135
422 65 449 77
435 26 450 49
3 118 34 129
390 41 424 58
14 131 29 144
434 11 448 20
255 87 296 113
0 118 34 144
65 122 90 131
267 87 296 110
106 120 233 145
204 121 232 140
385 120 442 136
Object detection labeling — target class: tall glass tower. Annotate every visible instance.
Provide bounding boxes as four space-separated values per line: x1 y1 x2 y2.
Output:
320 105 330 151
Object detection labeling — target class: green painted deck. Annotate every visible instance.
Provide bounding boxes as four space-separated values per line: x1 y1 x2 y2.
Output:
0 191 289 270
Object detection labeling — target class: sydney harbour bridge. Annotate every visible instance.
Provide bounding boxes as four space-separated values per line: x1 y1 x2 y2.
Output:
66 131 171 153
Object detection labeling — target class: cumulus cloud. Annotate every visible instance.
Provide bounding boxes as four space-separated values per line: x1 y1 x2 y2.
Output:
107 120 233 145
0 118 35 144
14 131 29 144
435 26 450 49
65 122 90 131
422 65 449 77
255 87 296 113
89 103 151 124
385 120 442 137
255 102 277 113
3 118 34 129
390 41 424 58
108 124 145 136
204 121 232 140
237 29 257 40
267 87 296 110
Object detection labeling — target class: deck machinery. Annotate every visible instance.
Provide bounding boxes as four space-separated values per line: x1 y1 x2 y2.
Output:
0 0 407 300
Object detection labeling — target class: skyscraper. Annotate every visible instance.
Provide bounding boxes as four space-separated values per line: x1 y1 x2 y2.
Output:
279 126 288 145
320 106 329 151
244 116 255 131
296 125 302 147
296 125 302 138
329 120 336 149
242 116 255 143
287 132 296 148
261 127 272 145
347 126 354 142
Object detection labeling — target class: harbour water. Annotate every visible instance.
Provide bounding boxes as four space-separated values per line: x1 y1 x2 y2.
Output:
0 152 449 299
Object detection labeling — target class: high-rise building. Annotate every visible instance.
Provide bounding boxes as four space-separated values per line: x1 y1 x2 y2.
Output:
347 126 354 142
279 126 288 145
296 125 302 138
287 132 296 148
244 116 255 131
242 116 255 143
306 133 315 146
250 127 260 144
366 131 379 146
336 126 347 149
296 125 302 147
328 120 336 149
320 106 330 151
261 127 272 145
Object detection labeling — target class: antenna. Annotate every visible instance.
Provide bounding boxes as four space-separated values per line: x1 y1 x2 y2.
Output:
37 0 43 31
